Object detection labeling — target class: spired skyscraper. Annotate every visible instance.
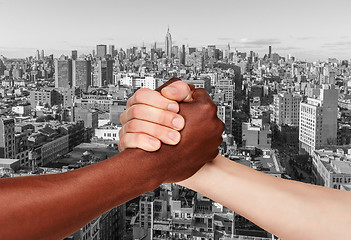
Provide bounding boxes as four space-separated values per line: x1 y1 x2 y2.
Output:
165 27 172 58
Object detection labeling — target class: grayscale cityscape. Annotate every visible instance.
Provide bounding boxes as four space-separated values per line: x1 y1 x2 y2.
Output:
1 0 351 239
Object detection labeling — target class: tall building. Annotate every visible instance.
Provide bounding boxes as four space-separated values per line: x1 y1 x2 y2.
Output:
71 50 78 60
36 50 40 60
93 60 113 87
72 59 91 92
55 59 73 88
299 85 338 154
96 45 107 59
108 45 115 57
273 92 302 127
165 27 172 58
40 50 45 60
0 118 15 159
215 79 234 103
181 45 186 65
268 46 272 58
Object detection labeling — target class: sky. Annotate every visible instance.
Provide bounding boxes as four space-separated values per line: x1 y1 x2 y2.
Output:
1 0 351 61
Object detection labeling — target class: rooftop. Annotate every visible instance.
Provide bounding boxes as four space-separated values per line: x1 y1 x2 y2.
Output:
0 158 19 164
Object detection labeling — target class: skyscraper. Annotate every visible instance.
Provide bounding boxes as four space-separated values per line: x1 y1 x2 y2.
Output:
96 45 107 59
55 59 73 88
36 50 40 60
93 60 114 87
299 85 338 154
72 50 78 60
181 45 186 65
72 60 92 92
108 45 115 57
40 50 45 60
165 27 172 58
268 46 272 58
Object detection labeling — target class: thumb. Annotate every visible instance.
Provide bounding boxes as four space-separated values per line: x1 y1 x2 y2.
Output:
161 81 194 102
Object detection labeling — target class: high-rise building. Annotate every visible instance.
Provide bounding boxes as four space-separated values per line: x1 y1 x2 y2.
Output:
273 92 302 127
96 45 107 59
55 59 73 88
181 45 186 65
108 45 115 57
165 27 172 58
299 85 338 154
0 118 15 159
40 50 45 60
268 46 272 58
36 50 40 60
215 79 234 102
71 50 78 60
72 59 91 92
93 60 113 87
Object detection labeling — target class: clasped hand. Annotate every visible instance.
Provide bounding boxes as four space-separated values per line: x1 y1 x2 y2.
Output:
119 78 225 183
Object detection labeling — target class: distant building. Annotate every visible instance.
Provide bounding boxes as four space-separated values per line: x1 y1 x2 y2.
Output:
165 27 172 58
55 59 73 88
299 85 338 154
215 79 234 102
108 45 115 57
74 107 98 129
272 92 302 127
12 103 31 116
71 50 78 60
72 59 91 92
0 118 15 159
96 44 107 59
312 149 351 190
93 60 114 87
242 122 271 150
15 132 30 167
29 89 62 108
94 124 121 141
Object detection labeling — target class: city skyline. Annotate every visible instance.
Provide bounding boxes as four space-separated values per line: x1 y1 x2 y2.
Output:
1 0 351 61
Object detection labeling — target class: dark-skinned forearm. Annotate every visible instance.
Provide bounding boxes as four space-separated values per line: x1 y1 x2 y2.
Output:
0 149 163 240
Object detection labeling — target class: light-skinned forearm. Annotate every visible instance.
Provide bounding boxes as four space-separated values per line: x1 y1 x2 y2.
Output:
0 149 163 240
178 155 351 240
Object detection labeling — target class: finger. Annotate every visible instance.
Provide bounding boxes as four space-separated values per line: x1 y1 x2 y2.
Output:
161 81 194 102
155 78 181 92
122 119 181 145
191 88 213 103
118 133 161 152
120 104 185 130
127 88 179 113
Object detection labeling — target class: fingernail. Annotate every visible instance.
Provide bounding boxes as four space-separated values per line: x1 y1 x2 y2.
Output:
149 139 159 148
168 103 179 112
172 118 183 129
168 131 180 142
163 86 178 95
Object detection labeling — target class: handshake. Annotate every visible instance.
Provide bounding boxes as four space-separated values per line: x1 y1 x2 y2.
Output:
118 78 225 183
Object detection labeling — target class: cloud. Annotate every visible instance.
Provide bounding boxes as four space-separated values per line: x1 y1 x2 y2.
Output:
238 38 281 46
296 36 315 40
217 37 234 41
322 41 351 49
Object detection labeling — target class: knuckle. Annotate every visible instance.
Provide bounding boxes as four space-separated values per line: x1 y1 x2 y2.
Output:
134 88 148 103
128 105 139 119
124 120 138 133
126 98 133 107
202 102 217 115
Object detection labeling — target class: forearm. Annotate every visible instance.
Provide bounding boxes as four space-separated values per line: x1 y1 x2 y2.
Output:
179 155 351 240
0 149 162 240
